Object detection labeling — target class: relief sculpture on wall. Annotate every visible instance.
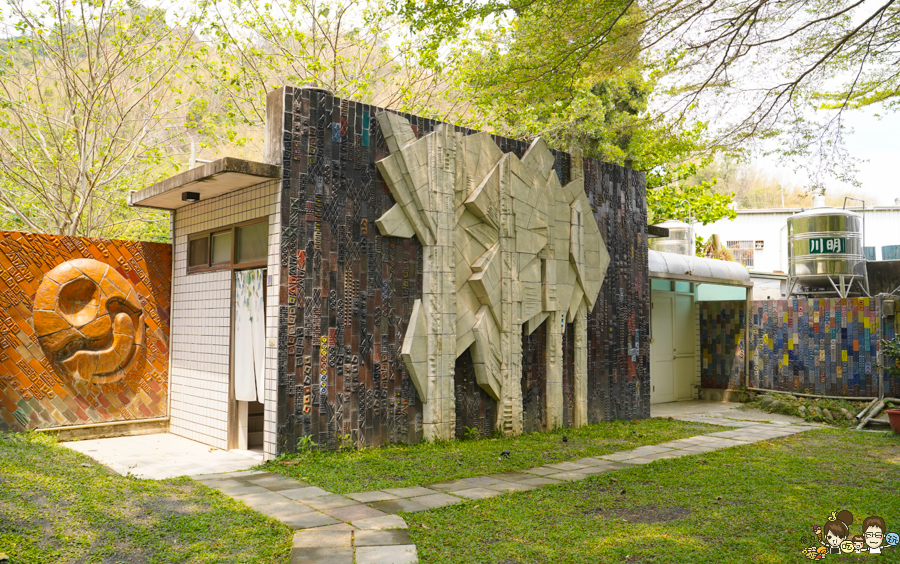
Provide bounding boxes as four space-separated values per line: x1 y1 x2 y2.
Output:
33 258 144 384
373 112 610 439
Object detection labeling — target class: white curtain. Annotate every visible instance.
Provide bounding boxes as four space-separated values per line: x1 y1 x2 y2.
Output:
234 269 266 402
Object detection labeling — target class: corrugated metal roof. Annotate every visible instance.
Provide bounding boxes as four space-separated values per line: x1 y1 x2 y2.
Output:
649 250 752 287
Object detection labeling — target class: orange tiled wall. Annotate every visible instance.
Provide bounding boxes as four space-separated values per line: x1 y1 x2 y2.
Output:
0 231 171 430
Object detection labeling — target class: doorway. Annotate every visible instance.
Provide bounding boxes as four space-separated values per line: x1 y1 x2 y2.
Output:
650 281 696 404
231 267 267 452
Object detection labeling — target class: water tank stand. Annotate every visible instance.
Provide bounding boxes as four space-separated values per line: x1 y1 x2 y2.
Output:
787 273 871 298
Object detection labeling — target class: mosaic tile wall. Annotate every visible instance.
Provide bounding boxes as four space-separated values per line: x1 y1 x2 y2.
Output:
698 301 746 391
0 231 171 430
700 298 900 397
521 323 547 433
584 161 650 422
275 87 649 450
454 350 497 438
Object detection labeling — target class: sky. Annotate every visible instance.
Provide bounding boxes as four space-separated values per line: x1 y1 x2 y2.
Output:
753 104 900 207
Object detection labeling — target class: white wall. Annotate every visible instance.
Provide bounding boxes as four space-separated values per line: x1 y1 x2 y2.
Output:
695 207 900 272
169 180 281 458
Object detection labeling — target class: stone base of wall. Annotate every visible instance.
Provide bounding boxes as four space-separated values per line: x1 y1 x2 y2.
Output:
39 418 169 441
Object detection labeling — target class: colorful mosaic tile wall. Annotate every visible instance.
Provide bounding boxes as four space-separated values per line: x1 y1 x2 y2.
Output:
698 301 746 391
0 231 171 430
700 298 900 397
276 87 649 450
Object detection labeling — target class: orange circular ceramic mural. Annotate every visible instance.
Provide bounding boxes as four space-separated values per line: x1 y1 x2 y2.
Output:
33 258 144 384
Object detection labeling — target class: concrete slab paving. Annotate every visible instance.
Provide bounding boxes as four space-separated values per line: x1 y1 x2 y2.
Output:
545 472 590 481
282 486 333 501
518 477 563 487
233 491 292 507
282 512 342 530
453 487 502 500
628 445 673 455
255 500 316 520
620 457 656 465
574 465 620 475
321 504 388 522
679 445 718 453
599 451 642 462
292 529 353 548
573 457 608 467
408 493 464 508
355 544 418 564
62 433 261 479
304 495 359 511
368 499 429 514
352 515 409 530
353 530 413 547
459 476 505 487
381 487 438 498
245 475 309 491
484 481 535 493
313 523 359 531
544 461 589 471
216 484 271 497
424 480 472 492
291 546 353 564
485 472 535 481
346 491 399 503
521 466 558 476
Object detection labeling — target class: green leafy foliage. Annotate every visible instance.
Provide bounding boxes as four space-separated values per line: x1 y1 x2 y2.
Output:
647 180 736 227
879 337 900 378
196 0 460 137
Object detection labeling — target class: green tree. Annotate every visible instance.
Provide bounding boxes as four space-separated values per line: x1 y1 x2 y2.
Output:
197 0 461 139
395 0 900 186
442 0 733 234
646 180 736 227
0 0 208 241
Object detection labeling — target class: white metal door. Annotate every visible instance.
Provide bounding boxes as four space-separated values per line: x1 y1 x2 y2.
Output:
651 292 675 404
674 294 695 400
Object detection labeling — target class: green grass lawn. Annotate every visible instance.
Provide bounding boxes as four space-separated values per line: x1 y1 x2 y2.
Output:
405 428 900 563
0 432 292 564
264 418 729 494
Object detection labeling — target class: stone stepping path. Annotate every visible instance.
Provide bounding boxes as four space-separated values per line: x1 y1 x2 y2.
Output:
196 419 817 564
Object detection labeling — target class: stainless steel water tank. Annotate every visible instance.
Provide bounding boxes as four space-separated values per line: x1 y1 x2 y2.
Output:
649 220 693 256
788 207 865 288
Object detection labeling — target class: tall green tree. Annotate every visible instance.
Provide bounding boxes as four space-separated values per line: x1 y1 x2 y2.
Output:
0 0 208 240
441 0 732 229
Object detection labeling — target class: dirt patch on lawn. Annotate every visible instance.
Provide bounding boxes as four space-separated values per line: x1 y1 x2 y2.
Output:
588 504 692 523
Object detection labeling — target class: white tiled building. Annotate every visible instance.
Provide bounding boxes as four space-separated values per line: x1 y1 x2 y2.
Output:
129 160 282 459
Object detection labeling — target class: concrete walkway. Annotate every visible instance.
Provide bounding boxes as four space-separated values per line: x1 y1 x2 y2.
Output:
650 399 813 425
192 416 817 564
63 433 262 479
